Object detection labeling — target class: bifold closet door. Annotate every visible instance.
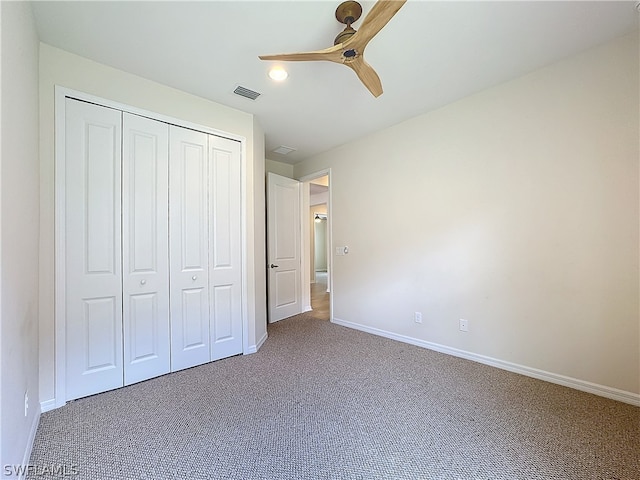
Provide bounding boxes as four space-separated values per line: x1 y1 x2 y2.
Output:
65 99 123 401
64 98 244 399
209 136 243 360
122 113 170 386
169 126 211 371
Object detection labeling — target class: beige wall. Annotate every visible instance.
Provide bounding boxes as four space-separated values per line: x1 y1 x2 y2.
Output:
266 158 294 178
295 33 639 399
1 1 41 471
252 118 268 347
308 204 329 279
38 44 266 407
314 216 328 272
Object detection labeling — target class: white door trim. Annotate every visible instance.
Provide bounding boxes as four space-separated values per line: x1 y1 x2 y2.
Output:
298 169 333 322
54 86 249 408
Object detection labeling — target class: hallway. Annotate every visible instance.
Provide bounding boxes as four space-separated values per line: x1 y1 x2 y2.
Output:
310 272 329 320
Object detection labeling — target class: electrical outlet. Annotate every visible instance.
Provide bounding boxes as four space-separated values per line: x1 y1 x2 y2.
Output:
24 391 28 417
459 319 469 332
414 312 422 324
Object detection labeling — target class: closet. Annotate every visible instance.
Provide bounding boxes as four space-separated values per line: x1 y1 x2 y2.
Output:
64 98 243 401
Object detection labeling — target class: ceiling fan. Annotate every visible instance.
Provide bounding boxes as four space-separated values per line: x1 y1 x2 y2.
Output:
259 0 407 98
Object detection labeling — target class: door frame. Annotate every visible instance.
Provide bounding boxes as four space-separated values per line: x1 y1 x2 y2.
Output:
53 86 249 408
298 169 333 322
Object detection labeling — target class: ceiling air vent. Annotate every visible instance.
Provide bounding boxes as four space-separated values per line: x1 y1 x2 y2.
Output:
272 145 297 155
233 85 261 101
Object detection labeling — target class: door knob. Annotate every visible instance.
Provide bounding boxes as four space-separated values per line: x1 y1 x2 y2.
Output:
269 264 279 269
140 279 146 285
192 275 197 281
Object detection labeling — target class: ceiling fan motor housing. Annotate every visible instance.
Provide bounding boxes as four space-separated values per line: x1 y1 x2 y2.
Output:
334 26 357 45
334 1 362 45
335 1 363 25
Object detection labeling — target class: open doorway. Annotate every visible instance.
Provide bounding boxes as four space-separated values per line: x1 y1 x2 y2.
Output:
266 170 331 324
302 172 331 321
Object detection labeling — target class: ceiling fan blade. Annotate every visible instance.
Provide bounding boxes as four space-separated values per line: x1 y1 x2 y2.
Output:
347 0 407 51
259 1 405 97
345 56 383 97
259 45 343 63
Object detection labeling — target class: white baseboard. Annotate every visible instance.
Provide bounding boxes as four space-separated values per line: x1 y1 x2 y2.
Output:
332 317 640 407
246 331 268 354
256 331 268 351
16 408 41 480
40 398 56 413
303 305 312 313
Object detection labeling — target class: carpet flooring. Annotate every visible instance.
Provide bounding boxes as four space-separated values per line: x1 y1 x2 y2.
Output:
28 314 639 479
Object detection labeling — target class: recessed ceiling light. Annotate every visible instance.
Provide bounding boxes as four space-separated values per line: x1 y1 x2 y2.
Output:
268 67 288 82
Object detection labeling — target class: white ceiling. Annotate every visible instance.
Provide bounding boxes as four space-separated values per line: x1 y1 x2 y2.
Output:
32 1 638 164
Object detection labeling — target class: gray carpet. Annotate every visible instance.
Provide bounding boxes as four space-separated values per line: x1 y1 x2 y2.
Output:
29 314 639 479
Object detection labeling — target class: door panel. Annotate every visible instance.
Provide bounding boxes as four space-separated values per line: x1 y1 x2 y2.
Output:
267 173 302 322
275 270 297 306
181 288 209 349
170 126 211 371
212 285 233 338
209 136 243 360
65 98 123 401
128 293 159 362
122 113 170 385
83 297 119 371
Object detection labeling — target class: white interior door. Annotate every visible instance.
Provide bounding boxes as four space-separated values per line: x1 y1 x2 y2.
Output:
65 99 124 401
122 113 170 385
169 126 211 371
267 172 302 322
209 135 243 360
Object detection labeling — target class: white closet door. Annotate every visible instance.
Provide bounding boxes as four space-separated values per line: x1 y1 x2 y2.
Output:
169 126 211 371
65 99 123 400
122 113 170 385
209 136 243 360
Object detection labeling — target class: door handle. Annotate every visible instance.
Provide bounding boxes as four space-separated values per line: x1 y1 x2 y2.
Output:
269 264 279 269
